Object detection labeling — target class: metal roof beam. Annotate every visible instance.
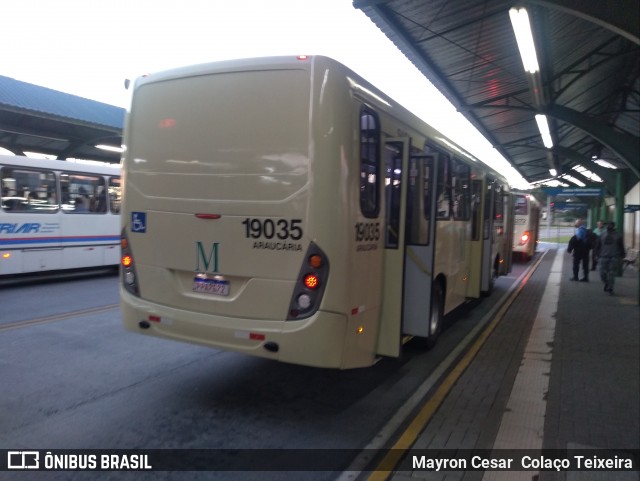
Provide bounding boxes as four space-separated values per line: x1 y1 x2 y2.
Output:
353 2 518 178
528 0 639 44
545 104 640 178
353 0 391 8
553 145 622 195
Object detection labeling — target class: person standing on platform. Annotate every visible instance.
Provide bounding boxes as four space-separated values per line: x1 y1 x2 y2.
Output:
591 219 605 271
567 219 591 282
595 221 625 295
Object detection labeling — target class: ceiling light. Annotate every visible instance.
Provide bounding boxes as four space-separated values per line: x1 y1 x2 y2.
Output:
549 168 557 177
509 7 539 74
535 114 553 148
96 144 124 153
572 165 603 182
593 159 618 169
561 175 586 187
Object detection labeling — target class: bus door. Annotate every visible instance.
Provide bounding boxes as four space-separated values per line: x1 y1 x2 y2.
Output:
377 139 437 357
402 153 436 338
480 177 495 293
466 178 484 298
377 138 409 357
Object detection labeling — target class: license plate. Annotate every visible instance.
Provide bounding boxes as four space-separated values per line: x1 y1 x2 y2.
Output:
192 277 230 296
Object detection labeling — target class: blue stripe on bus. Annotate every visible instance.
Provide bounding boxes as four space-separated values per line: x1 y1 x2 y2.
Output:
0 236 120 246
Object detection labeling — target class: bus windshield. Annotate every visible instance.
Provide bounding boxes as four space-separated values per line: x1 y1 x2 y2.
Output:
514 195 528 215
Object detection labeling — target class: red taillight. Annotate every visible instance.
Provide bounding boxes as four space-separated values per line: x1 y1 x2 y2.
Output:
303 274 320 289
521 231 530 244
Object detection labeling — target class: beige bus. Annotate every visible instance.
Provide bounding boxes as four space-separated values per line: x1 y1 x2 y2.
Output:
120 56 511 369
513 192 540 261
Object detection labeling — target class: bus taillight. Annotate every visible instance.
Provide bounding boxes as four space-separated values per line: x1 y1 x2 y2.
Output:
287 243 330 320
121 255 133 267
121 229 139 296
520 231 530 245
303 274 320 289
308 254 323 269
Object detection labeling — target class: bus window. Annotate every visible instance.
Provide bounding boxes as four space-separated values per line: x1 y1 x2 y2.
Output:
360 108 380 218
406 154 431 245
384 143 402 248
1 168 57 212
61 173 107 214
494 183 505 236
436 153 451 219
452 158 470 220
423 155 433 226
108 177 122 214
471 179 482 241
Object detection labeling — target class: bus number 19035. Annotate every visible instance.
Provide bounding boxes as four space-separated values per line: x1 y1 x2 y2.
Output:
242 218 303 241
354 222 380 242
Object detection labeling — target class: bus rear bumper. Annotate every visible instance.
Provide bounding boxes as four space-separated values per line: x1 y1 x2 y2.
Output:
121 288 374 369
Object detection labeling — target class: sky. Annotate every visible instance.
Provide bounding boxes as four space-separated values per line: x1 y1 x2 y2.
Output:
3 0 529 188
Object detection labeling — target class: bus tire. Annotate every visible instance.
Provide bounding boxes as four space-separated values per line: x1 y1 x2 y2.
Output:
426 283 443 349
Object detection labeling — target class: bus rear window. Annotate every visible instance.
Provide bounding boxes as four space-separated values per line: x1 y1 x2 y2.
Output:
128 69 310 203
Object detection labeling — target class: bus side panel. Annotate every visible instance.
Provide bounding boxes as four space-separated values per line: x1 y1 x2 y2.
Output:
23 248 63 273
309 64 383 368
434 220 469 314
0 212 63 274
60 213 120 269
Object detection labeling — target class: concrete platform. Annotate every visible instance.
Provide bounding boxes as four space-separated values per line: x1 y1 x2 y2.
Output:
386 246 639 481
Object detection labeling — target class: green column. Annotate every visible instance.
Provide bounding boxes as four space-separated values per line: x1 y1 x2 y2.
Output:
615 172 624 276
600 196 608 221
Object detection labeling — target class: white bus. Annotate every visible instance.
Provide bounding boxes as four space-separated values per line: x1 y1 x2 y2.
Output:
120 56 512 369
0 155 121 276
512 193 540 261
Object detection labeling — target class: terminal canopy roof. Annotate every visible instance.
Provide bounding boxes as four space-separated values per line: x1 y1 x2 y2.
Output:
0 75 124 164
354 0 640 194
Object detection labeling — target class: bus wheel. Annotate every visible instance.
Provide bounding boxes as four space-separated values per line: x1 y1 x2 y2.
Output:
426 283 443 349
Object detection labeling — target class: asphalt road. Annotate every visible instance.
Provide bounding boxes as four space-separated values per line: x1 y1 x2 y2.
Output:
0 260 531 481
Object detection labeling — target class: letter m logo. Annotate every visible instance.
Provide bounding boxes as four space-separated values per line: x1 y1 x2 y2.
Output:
196 242 220 273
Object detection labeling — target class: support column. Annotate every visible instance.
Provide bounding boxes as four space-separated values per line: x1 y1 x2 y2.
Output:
615 172 625 276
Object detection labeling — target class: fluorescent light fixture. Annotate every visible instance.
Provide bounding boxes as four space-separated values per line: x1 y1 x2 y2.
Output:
509 7 539 74
535 179 569 187
562 175 586 187
96 144 124 153
572 164 603 182
549 168 557 177
535 114 553 148
593 158 618 169
24 151 57 160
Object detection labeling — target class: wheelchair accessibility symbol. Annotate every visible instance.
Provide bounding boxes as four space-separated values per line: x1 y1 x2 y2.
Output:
132 212 147 233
